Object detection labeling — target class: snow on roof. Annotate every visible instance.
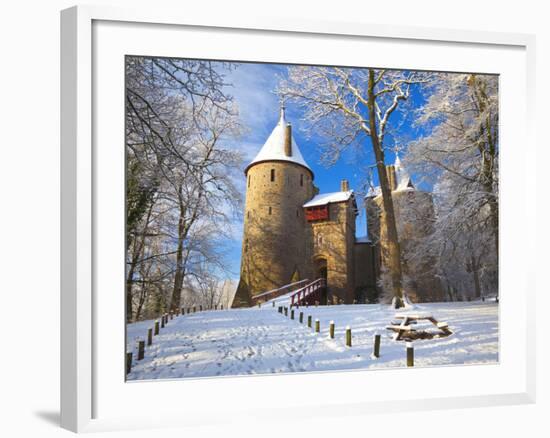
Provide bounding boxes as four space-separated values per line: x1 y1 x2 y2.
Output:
303 190 354 208
245 106 313 175
395 153 413 190
366 153 414 198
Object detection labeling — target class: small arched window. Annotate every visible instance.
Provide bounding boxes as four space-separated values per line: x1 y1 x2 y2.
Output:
268 206 272 215
270 169 275 182
300 174 304 186
248 175 251 188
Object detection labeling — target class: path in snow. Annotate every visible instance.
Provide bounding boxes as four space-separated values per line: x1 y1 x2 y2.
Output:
126 301 498 381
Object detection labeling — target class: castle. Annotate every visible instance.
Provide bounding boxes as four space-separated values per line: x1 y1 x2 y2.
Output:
232 107 441 308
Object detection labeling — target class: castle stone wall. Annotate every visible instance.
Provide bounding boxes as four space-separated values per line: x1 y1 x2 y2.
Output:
232 161 314 307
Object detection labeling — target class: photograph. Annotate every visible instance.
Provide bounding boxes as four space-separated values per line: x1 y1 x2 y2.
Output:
125 57 499 380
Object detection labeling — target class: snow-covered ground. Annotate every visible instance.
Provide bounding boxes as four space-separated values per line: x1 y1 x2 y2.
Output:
126 301 498 381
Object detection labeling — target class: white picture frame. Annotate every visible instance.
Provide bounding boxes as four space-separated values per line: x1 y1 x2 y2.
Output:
60 4 536 433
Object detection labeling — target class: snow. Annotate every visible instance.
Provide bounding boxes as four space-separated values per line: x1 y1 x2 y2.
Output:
126 301 498 380
303 191 354 208
246 107 312 174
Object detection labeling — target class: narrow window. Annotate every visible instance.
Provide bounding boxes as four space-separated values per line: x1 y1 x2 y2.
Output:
300 174 304 186
296 208 299 217
269 206 272 215
248 175 251 188
270 169 275 182
247 211 250 219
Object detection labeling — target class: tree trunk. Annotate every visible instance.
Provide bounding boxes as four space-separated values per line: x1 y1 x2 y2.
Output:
170 203 187 312
125 203 154 323
367 69 404 307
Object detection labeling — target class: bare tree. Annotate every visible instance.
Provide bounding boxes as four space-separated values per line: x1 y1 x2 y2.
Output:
125 57 243 322
279 67 429 306
406 73 499 300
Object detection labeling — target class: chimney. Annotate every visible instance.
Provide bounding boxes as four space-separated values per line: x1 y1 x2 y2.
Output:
340 179 350 192
386 165 397 191
284 123 292 157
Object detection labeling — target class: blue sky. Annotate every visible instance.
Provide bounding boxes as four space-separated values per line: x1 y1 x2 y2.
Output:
218 62 429 278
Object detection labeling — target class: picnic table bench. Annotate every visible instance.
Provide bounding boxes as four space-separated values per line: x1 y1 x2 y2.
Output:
386 313 452 341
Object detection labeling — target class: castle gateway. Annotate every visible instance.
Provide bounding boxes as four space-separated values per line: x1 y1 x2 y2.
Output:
232 107 441 308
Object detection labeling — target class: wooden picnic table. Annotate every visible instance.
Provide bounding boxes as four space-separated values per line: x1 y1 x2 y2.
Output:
386 313 452 341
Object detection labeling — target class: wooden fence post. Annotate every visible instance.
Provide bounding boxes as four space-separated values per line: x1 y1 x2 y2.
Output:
272 301 275 307
291 309 295 320
169 311 173 320
278 306 283 313
137 340 145 360
346 326 352 347
373 334 381 358
147 328 153 346
126 352 132 374
406 342 414 367
199 305 203 312
161 315 165 328
154 320 159 335
193 306 196 313
221 304 224 310
284 307 288 317
307 315 312 328
299 312 303 323
329 321 335 339
315 319 320 333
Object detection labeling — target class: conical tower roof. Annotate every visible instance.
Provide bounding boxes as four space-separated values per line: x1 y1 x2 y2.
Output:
394 153 413 190
245 107 313 176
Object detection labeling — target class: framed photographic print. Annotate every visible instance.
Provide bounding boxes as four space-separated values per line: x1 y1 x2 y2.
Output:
61 4 536 433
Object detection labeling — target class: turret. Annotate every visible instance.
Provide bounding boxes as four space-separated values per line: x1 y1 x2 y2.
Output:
233 107 314 307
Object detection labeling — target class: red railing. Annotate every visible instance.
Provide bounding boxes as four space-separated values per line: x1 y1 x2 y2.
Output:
290 278 326 307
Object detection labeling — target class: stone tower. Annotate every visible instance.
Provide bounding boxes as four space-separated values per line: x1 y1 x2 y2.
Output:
232 107 315 307
366 154 443 302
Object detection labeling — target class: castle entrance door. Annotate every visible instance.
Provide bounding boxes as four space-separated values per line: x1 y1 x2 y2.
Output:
315 258 328 305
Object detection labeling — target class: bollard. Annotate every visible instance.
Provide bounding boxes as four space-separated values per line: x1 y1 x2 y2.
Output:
193 307 196 313
315 319 320 333
373 334 381 358
284 307 288 317
346 326 352 347
221 304 224 310
181 307 185 315
200 305 203 312
137 340 145 360
406 342 414 367
258 302 261 308
155 319 159 336
170 311 173 320
278 306 282 314
329 321 335 339
291 309 295 320
307 315 312 328
161 315 165 328
272 301 275 307
126 352 132 374
147 328 153 346
299 312 304 323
